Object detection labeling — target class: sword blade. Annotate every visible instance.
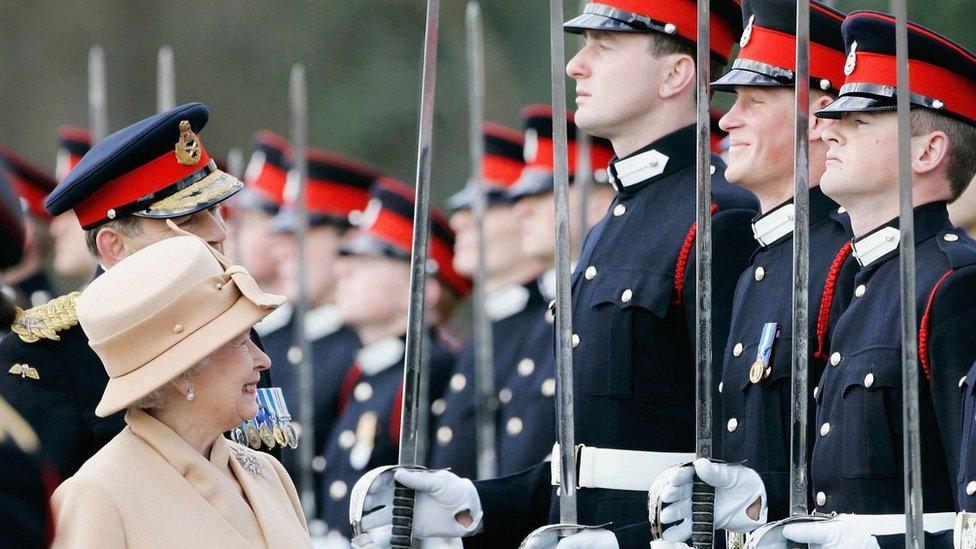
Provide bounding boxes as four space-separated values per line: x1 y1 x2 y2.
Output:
693 1 715 547
157 45 176 113
789 0 812 525
289 64 316 520
88 46 108 142
466 0 498 481
891 0 924 545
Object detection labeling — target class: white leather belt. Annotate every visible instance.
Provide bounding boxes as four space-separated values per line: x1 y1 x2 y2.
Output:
549 443 694 492
854 512 957 536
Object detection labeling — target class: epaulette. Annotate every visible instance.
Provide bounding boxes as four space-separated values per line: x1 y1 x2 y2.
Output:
936 229 976 269
10 291 81 344
0 395 40 454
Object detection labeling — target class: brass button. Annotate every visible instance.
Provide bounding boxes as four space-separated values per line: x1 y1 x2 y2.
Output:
620 289 633 303
584 266 597 280
431 398 446 416
754 267 766 281
733 343 744 357
727 418 739 432
498 388 513 404
820 423 831 437
944 233 960 242
968 481 976 496
450 373 467 392
816 491 826 506
354 382 373 402
506 417 523 436
541 378 556 397
854 284 866 297
437 426 453 445
718 381 724 394
107 208 117 219
287 346 302 365
172 324 184 334
664 23 677 34
338 430 355 450
518 358 535 377
830 352 842 366
613 204 626 217
329 480 348 501
864 373 875 388
572 334 580 348
312 456 326 472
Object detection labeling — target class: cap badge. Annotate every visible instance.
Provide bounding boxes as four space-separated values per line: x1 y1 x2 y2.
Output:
175 120 203 166
844 41 858 77
358 198 382 230
523 128 539 163
739 15 755 48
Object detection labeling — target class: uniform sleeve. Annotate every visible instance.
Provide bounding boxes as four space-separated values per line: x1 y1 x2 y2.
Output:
50 477 125 549
875 529 953 549
925 265 976 481
266 452 309 531
465 461 553 548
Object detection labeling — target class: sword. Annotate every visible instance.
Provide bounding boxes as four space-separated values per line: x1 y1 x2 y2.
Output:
88 46 108 142
157 45 176 113
392 0 440 546
891 0 924 546
289 64 316 522
466 0 498 481
693 1 715 548
789 3 811 548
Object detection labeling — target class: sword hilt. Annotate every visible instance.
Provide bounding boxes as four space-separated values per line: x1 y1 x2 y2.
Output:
690 474 715 549
391 481 416 548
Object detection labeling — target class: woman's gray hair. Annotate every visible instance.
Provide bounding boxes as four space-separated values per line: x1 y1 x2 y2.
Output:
134 355 214 411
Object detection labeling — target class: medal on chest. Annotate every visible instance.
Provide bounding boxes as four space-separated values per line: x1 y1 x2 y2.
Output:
749 322 779 384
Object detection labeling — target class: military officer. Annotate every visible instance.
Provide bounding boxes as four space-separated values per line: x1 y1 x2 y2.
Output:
501 106 616 475
0 144 61 308
318 177 467 539
0 102 276 479
49 127 96 287
351 1 758 547
263 144 381 512
695 0 855 523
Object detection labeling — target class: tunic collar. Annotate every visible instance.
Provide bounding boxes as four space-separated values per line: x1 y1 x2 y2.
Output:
851 201 952 268
751 186 839 248
607 125 697 195
355 337 405 376
253 302 292 337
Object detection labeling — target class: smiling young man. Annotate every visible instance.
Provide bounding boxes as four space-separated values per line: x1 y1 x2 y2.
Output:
0 103 264 479
350 2 759 547
652 0 856 535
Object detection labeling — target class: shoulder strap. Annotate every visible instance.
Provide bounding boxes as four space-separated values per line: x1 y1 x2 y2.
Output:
11 291 81 343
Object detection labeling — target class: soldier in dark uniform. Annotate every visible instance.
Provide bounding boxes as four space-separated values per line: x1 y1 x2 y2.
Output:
318 177 467 541
264 145 381 514
0 102 275 479
48 127 97 289
0 144 61 308
657 0 856 532
351 2 757 547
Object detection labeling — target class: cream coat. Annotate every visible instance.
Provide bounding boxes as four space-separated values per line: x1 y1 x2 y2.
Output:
51 409 310 548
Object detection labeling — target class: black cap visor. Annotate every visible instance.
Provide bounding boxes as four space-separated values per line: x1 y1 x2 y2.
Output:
446 187 513 213
507 168 555 201
814 94 892 119
269 207 351 233
339 233 410 262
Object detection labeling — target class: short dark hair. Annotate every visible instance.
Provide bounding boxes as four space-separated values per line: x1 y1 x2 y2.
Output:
648 33 727 88
84 216 144 258
911 109 976 200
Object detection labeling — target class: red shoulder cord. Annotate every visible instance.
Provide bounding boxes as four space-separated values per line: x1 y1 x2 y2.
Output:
672 203 719 307
337 363 362 415
919 269 955 380
813 241 854 360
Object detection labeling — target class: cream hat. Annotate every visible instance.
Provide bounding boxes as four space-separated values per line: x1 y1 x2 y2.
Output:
77 235 286 417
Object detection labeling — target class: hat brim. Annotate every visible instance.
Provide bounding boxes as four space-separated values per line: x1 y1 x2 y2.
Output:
133 168 243 221
564 12 649 35
712 68 788 92
446 187 513 212
814 95 894 119
95 294 280 417
339 233 410 262
269 208 350 233
508 169 555 201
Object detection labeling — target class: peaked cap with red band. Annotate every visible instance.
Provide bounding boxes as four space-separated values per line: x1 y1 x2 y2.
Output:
508 104 615 201
0 171 26 268
712 0 846 93
341 177 471 297
446 122 525 212
815 11 976 127
55 126 92 184
239 130 291 215
271 148 384 232
564 0 744 64
45 103 243 229
0 144 58 221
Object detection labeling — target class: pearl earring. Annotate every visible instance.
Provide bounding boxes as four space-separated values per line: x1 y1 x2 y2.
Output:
186 387 195 401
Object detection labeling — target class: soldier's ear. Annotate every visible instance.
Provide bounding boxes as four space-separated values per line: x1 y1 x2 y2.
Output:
94 226 131 267
808 94 837 141
912 130 950 177
658 54 696 100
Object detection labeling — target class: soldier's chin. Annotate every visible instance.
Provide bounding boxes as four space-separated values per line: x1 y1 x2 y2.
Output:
571 108 611 140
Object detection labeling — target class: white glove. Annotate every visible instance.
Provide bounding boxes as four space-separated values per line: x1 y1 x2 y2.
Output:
649 541 692 549
659 458 767 541
782 516 880 549
555 528 619 548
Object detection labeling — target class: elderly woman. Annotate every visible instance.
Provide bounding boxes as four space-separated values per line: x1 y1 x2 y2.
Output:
51 235 311 548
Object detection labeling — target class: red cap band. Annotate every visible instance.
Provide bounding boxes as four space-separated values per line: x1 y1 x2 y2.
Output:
598 0 738 60
739 25 847 88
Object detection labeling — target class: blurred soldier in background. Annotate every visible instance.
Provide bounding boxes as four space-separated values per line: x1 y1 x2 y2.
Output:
48 127 96 290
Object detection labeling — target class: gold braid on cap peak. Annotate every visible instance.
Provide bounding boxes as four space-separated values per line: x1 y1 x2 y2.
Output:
147 170 241 214
11 292 81 343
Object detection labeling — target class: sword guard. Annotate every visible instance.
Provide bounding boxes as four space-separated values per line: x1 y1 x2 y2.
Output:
743 514 831 548
518 523 612 549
